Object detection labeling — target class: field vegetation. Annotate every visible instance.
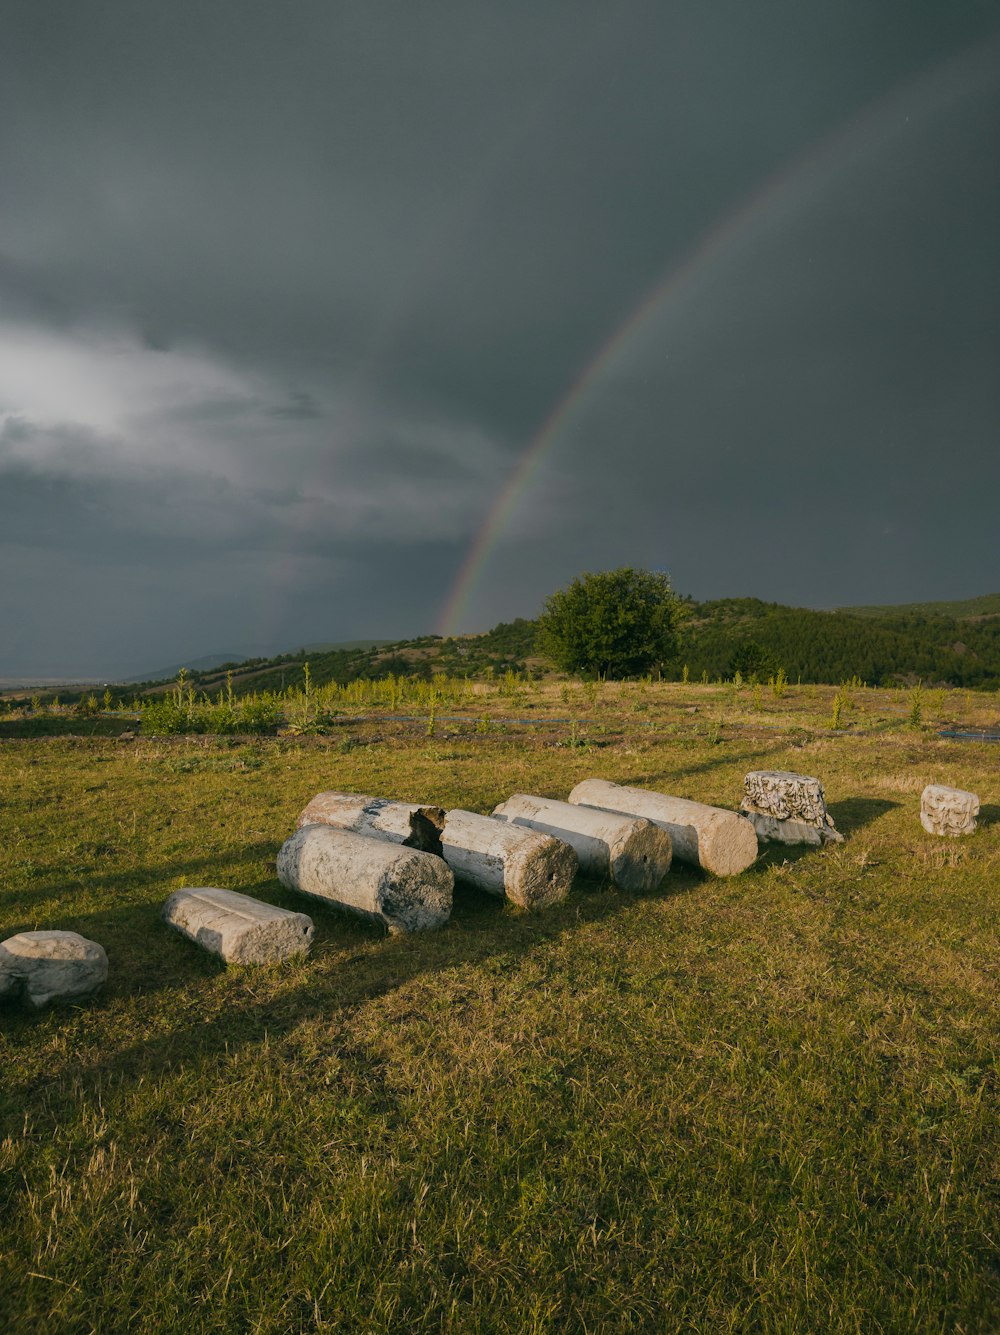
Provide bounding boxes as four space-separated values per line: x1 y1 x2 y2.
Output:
7 588 999 723
2 679 998 1331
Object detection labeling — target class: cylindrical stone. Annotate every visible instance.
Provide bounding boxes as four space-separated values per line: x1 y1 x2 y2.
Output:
163 887 314 964
492 793 672 893
296 792 444 853
0 930 108 1008
568 779 758 876
277 824 453 932
440 809 576 909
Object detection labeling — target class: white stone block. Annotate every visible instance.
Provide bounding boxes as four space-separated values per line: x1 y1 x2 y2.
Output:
920 784 980 837
277 824 453 932
492 793 672 893
568 779 758 876
163 887 314 964
441 809 576 909
0 930 108 1008
740 770 843 846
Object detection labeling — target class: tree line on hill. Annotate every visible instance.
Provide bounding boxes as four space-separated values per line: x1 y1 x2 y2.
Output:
676 598 1000 688
250 584 1000 692
11 572 1000 710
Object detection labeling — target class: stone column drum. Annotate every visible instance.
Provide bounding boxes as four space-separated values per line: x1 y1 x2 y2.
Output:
920 784 980 837
568 778 758 876
492 793 672 893
296 792 444 853
740 770 843 846
440 810 576 909
278 824 453 932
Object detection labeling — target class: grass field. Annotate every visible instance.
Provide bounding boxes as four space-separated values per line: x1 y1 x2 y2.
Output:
1 681 998 1333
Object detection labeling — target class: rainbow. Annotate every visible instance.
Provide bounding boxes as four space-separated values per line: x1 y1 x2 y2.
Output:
435 37 992 637
434 184 779 635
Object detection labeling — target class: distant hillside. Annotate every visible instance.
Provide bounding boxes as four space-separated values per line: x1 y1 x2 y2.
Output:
679 597 1000 687
301 639 395 653
128 640 396 686
125 652 260 683
226 621 541 695
22 596 1000 708
837 593 1000 621
184 603 1000 693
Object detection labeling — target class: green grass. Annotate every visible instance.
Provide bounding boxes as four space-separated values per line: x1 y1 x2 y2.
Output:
2 683 998 1332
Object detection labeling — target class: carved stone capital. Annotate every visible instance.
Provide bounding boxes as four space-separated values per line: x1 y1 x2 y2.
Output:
740 770 843 845
920 784 979 837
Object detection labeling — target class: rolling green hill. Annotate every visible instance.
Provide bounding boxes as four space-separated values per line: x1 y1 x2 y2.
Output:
167 600 1000 694
21 596 1000 709
677 598 1000 688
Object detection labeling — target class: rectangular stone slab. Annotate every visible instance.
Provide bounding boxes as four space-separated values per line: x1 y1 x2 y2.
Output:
163 887 315 964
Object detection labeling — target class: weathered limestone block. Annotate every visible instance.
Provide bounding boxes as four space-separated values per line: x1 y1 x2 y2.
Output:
278 824 452 932
163 887 314 964
920 784 980 837
296 792 444 853
568 779 758 876
740 770 843 846
441 810 576 909
0 930 108 1008
492 793 672 893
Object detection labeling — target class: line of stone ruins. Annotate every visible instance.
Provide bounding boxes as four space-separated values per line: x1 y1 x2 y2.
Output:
0 773 983 1008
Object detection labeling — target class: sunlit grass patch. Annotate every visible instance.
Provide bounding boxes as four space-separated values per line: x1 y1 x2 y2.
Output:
1 684 998 1331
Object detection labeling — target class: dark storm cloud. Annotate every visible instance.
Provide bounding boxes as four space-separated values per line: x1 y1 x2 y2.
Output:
1 1 998 673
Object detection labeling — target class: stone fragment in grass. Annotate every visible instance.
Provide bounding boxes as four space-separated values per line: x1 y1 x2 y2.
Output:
740 770 844 846
277 825 453 932
568 779 758 876
296 792 444 854
441 809 576 909
492 793 672 893
920 784 980 837
163 887 314 964
0 930 108 1008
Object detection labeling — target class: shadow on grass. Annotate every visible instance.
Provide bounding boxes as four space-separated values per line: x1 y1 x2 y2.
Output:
752 842 817 870
827 797 900 835
2 842 280 911
0 868 703 1118
979 803 1000 828
616 739 792 788
0 717 133 740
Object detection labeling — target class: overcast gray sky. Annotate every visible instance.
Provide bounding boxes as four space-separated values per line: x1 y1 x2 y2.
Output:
2 1 998 678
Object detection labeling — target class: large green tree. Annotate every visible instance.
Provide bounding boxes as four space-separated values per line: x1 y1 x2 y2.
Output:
538 567 684 678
